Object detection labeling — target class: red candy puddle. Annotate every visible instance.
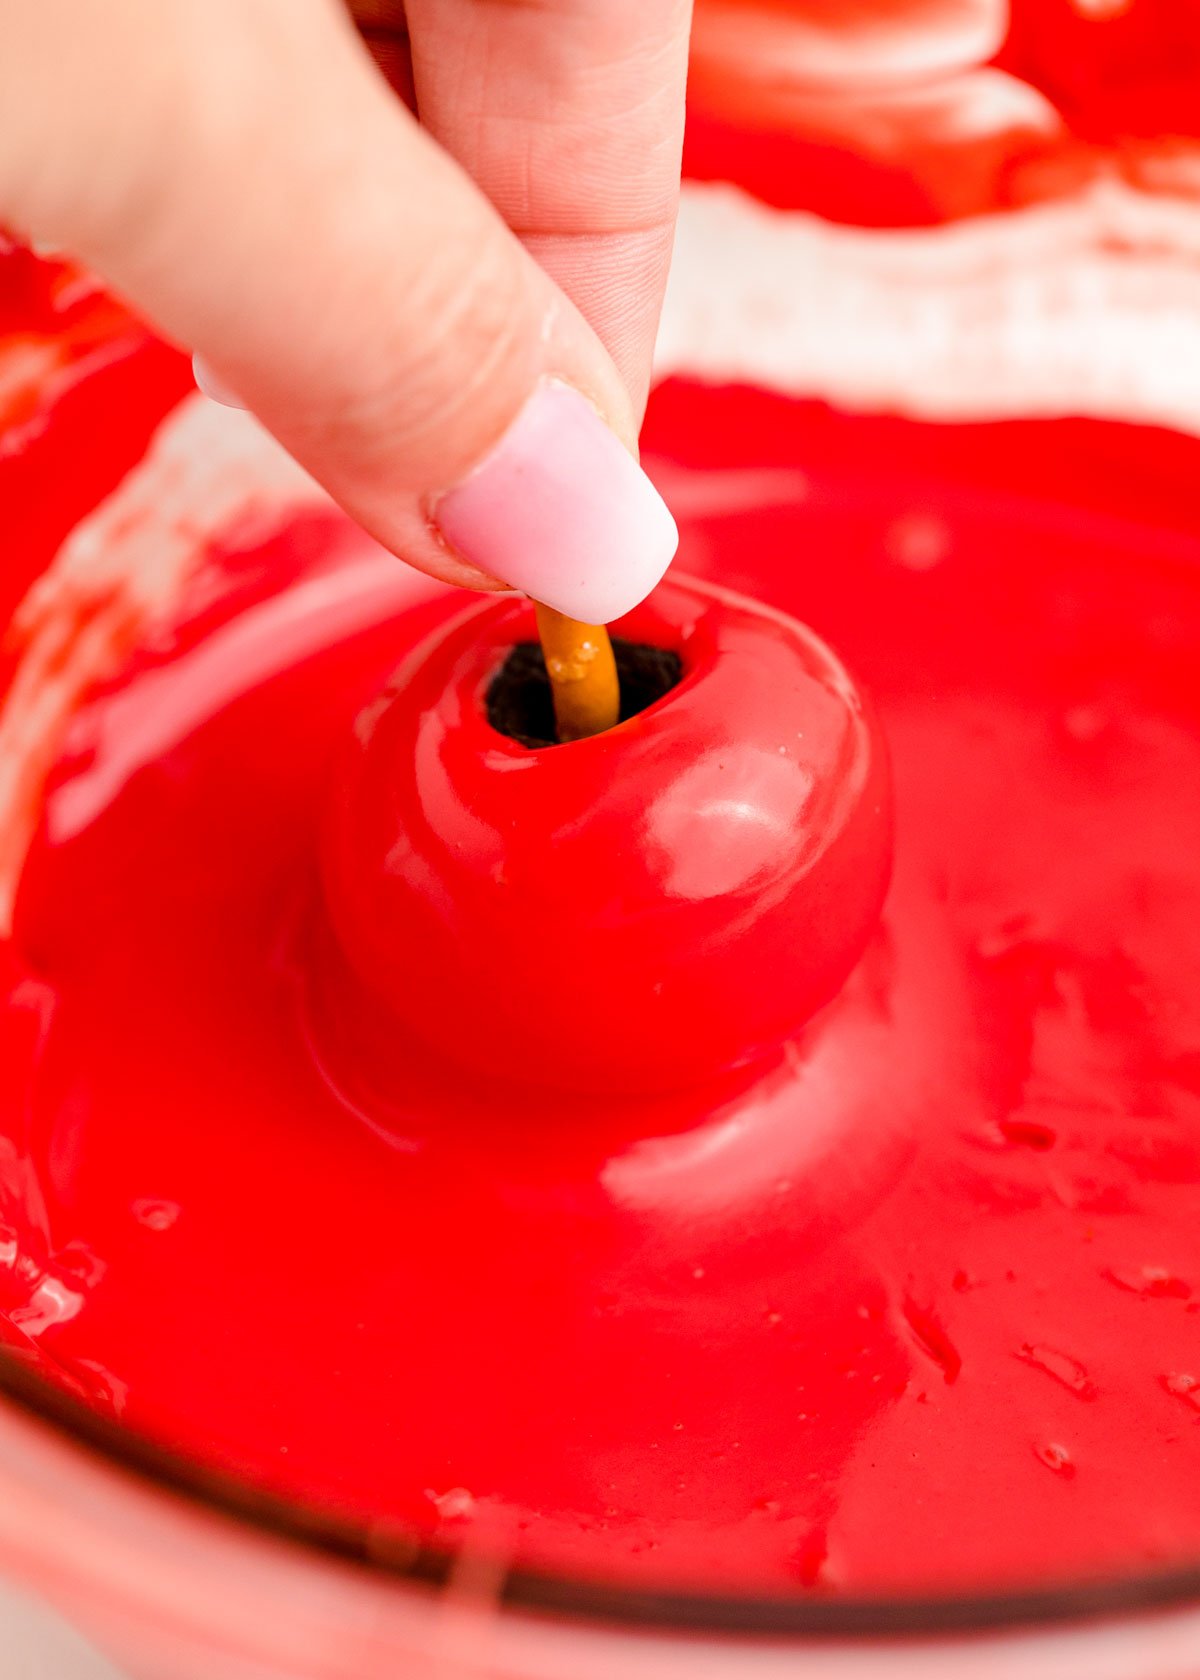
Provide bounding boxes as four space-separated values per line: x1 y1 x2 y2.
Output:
4 369 1200 1599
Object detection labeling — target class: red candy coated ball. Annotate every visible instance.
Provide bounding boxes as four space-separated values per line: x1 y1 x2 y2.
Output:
321 575 893 1093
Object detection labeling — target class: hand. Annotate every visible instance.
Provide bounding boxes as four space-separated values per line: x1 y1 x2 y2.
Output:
0 0 687 622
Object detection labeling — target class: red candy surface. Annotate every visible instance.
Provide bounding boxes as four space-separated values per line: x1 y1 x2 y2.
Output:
321 578 892 1093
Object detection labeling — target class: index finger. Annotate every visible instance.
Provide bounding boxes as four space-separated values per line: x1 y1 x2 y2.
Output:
403 0 693 417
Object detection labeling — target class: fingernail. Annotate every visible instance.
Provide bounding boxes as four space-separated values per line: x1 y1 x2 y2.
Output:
192 354 247 410
434 381 678 624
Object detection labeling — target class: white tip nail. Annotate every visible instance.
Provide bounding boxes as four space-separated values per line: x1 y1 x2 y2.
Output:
192 355 247 410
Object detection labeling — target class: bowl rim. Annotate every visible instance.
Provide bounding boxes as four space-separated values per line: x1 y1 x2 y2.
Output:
3 1340 1200 1641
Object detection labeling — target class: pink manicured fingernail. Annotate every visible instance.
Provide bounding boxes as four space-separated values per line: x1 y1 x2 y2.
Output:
192 355 247 410
434 381 678 623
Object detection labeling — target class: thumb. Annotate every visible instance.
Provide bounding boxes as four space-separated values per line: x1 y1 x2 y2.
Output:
3 0 678 623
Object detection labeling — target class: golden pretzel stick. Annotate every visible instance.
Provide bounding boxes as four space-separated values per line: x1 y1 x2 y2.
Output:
534 603 620 742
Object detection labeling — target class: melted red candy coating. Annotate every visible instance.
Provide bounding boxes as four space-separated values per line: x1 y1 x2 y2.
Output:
5 382 1200 1599
320 578 892 1093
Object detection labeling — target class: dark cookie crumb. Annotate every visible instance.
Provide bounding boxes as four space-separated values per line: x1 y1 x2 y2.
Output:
487 640 682 748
